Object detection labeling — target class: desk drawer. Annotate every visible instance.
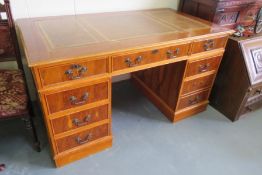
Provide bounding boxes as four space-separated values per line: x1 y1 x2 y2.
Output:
45 81 109 114
182 73 215 95
51 105 109 135
56 124 109 153
112 43 190 72
185 56 221 77
177 89 210 110
191 36 227 54
38 58 109 87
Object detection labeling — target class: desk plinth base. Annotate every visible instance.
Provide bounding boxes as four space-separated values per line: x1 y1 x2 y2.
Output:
132 73 208 123
54 136 113 167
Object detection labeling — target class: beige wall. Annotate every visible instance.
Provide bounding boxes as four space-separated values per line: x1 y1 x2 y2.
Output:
6 0 180 19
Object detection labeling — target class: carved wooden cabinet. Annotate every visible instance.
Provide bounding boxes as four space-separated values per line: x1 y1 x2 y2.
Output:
179 0 262 30
179 0 262 121
210 36 262 121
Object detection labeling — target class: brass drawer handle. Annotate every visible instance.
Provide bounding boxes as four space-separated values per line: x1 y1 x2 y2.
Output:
72 115 91 127
75 133 93 145
167 48 180 59
199 63 210 73
125 56 143 67
70 92 89 105
0 49 5 55
65 64 87 80
203 39 215 51
188 95 201 105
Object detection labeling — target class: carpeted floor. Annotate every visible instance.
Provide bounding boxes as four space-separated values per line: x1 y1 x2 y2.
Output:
0 81 262 175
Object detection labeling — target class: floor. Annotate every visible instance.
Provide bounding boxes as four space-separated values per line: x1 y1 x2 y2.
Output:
0 81 262 175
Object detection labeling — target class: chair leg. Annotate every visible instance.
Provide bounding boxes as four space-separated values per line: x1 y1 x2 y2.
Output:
22 116 41 152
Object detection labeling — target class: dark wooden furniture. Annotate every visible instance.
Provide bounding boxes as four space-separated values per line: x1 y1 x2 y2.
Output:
16 9 233 167
179 0 262 32
179 0 262 121
0 0 21 64
0 0 40 152
210 35 262 121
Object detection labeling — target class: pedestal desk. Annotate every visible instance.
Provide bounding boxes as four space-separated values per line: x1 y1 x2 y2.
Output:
17 9 233 167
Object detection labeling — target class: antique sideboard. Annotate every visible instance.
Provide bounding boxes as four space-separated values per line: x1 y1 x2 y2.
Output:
179 0 262 31
179 0 262 121
17 9 233 167
210 35 262 121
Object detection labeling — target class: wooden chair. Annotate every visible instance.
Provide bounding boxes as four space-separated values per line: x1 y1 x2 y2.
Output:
0 0 40 156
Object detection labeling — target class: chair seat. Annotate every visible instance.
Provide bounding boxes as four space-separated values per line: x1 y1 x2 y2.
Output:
0 70 28 119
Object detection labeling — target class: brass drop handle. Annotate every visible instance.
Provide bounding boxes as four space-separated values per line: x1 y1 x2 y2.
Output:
189 95 200 105
0 49 5 55
199 63 210 73
203 39 215 51
70 92 89 105
72 115 91 127
65 64 88 80
167 48 180 59
125 56 143 67
75 133 93 145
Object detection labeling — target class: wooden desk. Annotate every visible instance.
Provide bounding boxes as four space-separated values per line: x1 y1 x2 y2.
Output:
17 9 233 167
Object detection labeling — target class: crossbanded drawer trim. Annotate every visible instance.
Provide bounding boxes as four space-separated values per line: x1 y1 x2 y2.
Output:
185 55 222 78
37 57 109 88
53 119 110 140
41 78 110 115
55 123 110 153
51 104 110 135
177 89 211 111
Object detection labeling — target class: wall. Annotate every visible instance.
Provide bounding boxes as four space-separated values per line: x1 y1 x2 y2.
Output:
6 0 179 19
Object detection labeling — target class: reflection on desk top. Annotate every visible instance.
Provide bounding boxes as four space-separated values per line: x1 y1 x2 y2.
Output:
17 8 233 67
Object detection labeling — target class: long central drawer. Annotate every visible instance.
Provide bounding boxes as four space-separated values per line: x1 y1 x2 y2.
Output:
112 43 190 72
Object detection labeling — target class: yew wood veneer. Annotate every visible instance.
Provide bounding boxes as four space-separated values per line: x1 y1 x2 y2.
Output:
16 9 233 167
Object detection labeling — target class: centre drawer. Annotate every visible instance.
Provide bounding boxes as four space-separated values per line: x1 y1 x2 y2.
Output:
51 105 109 135
38 57 109 87
112 43 190 72
45 81 109 114
185 56 222 77
177 89 210 110
55 123 109 153
191 35 228 54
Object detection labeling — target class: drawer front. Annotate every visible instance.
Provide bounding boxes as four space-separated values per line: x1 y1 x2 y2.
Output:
182 74 215 95
191 36 227 54
112 43 190 72
185 56 221 77
38 58 108 87
177 89 210 110
56 124 109 153
45 81 109 114
51 105 109 135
